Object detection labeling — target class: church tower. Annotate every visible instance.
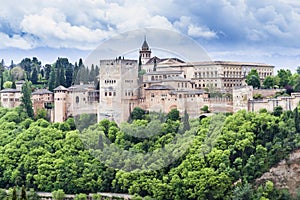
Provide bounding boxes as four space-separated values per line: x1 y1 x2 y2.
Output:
139 36 151 64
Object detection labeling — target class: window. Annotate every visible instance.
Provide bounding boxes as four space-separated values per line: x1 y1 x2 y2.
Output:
76 96 79 103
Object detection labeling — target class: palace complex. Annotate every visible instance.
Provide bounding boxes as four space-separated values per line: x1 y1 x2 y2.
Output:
1 39 299 123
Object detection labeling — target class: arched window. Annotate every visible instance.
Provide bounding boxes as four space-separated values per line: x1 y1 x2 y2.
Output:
76 96 79 103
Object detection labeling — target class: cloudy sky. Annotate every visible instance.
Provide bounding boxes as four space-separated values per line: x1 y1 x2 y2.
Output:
0 0 300 70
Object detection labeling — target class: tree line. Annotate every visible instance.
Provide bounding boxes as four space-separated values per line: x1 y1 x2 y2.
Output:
0 57 99 91
246 67 300 93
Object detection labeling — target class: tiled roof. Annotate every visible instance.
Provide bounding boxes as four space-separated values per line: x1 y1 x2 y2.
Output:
32 89 53 95
53 85 68 91
0 88 21 93
145 85 174 90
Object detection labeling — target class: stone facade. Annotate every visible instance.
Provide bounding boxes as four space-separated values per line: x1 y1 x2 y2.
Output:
233 86 300 112
97 39 275 123
54 84 99 122
0 88 22 108
98 58 139 123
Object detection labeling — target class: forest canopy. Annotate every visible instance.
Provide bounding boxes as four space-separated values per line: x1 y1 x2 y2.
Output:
0 106 299 199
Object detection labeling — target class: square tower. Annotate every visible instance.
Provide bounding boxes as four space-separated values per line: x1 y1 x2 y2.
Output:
98 57 139 124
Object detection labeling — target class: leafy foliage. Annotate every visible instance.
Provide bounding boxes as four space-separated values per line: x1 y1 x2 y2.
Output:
246 69 261 88
0 106 299 199
21 81 34 118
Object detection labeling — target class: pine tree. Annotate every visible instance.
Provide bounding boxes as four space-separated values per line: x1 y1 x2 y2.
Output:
48 66 56 92
21 80 34 118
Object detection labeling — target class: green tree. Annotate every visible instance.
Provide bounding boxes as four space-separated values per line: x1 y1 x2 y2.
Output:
52 189 65 200
92 193 102 200
263 76 275 89
246 69 260 88
294 76 300 92
21 185 27 200
35 108 48 121
48 66 56 91
273 106 283 117
44 64 52 80
0 189 7 200
27 188 39 200
31 67 38 84
20 58 32 80
182 109 190 132
295 107 300 132
276 69 292 88
65 64 73 87
3 81 12 88
59 67 66 87
12 81 16 89
12 187 17 200
167 108 180 121
21 81 34 118
130 107 146 121
75 193 87 200
201 105 210 113
89 64 96 82
0 61 4 90
73 62 79 85
11 66 25 81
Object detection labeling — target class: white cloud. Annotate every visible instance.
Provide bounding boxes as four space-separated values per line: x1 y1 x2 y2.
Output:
187 25 217 39
0 33 32 49
0 0 299 55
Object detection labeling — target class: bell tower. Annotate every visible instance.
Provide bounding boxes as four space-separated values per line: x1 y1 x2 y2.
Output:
139 36 151 65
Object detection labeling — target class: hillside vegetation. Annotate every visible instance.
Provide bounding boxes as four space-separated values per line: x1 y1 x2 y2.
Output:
0 106 299 199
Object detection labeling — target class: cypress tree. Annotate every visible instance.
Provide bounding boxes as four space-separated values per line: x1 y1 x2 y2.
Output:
21 81 34 118
44 64 51 80
89 64 96 82
65 64 73 87
31 67 38 84
12 81 16 89
48 66 56 92
21 185 27 200
73 62 79 85
12 186 17 200
182 109 190 133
